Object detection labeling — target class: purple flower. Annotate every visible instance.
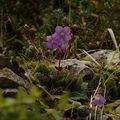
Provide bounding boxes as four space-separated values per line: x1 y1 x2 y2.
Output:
60 43 67 53
92 94 106 107
46 33 62 50
46 26 71 52
55 26 71 42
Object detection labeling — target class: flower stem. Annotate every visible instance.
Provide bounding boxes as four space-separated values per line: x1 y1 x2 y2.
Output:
89 96 93 120
58 49 62 70
100 79 106 120
94 106 98 120
100 105 104 120
58 57 61 69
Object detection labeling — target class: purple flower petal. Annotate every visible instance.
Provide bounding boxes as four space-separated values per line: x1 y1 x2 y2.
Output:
56 39 63 46
95 102 102 107
100 96 106 103
64 35 71 42
91 94 106 107
64 26 71 34
46 41 52 49
60 43 67 52
47 36 52 41
46 34 58 50
53 33 63 46
96 94 106 103
55 26 63 34
52 33 58 39
46 26 71 51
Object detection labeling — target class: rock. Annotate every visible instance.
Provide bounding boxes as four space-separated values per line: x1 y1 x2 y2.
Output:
0 67 32 92
55 59 93 78
0 54 26 78
116 105 120 114
53 50 120 83
103 114 120 120
0 54 9 69
111 100 120 114
0 54 32 97
109 100 120 108
107 115 120 120
3 88 18 97
105 100 120 116
54 50 120 77
84 50 120 69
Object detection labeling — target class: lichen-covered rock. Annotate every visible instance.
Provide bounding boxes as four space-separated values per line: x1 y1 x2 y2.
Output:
54 50 120 78
3 88 18 97
103 114 120 120
0 54 26 78
116 105 120 114
106 115 120 120
0 67 32 92
108 100 120 108
55 59 92 78
84 50 120 69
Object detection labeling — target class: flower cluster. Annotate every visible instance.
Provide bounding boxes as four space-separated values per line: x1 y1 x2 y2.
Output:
46 26 71 52
91 94 106 107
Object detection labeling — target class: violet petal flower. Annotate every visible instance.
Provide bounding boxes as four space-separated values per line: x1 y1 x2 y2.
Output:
60 43 67 53
55 26 63 34
46 33 59 50
55 26 71 42
64 26 71 34
92 94 106 107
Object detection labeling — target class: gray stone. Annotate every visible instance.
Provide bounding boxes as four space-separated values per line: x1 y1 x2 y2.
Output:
54 50 120 77
55 59 92 77
103 114 120 120
0 67 32 91
84 50 120 69
115 105 120 114
108 100 120 108
3 88 18 97
108 115 120 120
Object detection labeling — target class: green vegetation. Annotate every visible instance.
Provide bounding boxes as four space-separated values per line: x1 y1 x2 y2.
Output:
0 0 120 120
